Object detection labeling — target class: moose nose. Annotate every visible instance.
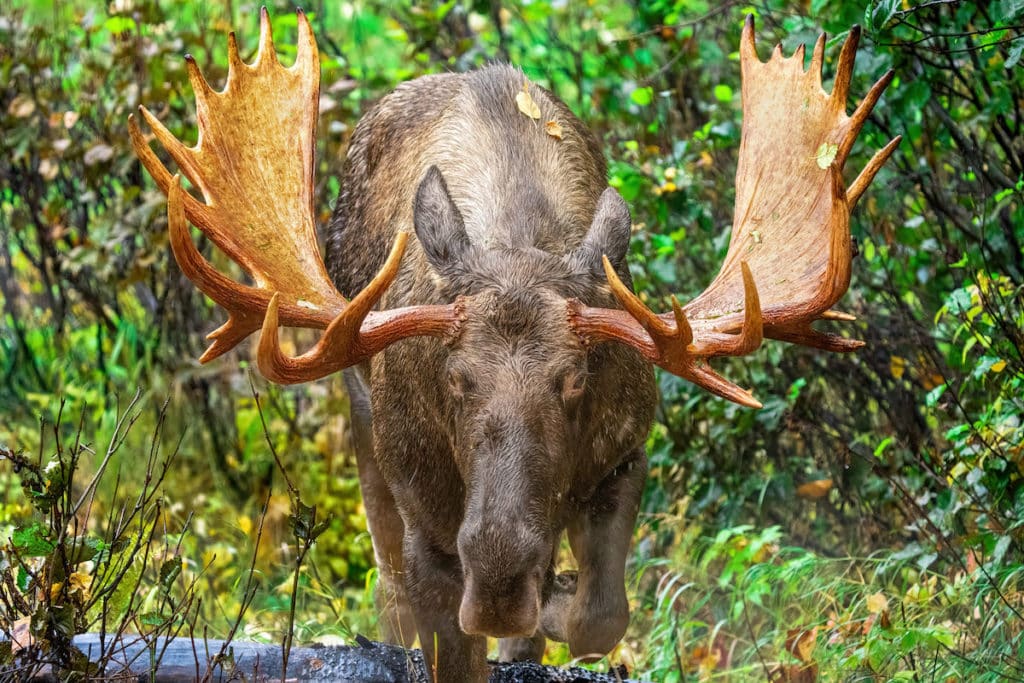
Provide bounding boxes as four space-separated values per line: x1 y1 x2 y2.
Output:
458 570 541 638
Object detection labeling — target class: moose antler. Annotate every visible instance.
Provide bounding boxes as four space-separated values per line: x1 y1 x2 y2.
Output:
570 17 900 407
130 8 461 383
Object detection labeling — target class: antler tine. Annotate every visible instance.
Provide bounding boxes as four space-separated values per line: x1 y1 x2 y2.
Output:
137 105 209 197
837 69 895 167
849 135 902 208
697 262 763 355
809 33 826 75
295 8 316 67
256 7 280 68
167 175 264 361
184 54 215 102
260 233 423 385
832 25 862 107
226 31 244 71
763 323 865 352
739 14 758 62
601 256 684 342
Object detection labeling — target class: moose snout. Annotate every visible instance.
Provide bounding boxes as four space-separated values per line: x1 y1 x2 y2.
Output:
456 519 549 638
458 568 542 637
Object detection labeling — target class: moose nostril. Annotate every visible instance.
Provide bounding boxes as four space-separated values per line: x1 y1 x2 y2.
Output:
458 574 541 638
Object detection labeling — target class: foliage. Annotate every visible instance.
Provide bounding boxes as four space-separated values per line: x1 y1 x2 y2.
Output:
1 0 1022 680
0 397 201 679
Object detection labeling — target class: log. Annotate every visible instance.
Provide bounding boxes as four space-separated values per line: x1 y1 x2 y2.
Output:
19 634 644 682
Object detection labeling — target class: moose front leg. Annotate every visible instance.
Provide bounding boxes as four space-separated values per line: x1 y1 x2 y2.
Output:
403 531 489 683
561 448 647 658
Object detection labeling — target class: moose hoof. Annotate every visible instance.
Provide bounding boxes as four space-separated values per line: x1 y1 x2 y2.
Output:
538 571 578 642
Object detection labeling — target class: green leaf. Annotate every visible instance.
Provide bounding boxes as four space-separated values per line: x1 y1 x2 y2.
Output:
713 84 733 102
925 383 947 407
12 523 55 557
816 142 839 169
630 86 654 106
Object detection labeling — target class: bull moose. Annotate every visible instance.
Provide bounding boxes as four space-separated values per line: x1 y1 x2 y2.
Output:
129 10 897 682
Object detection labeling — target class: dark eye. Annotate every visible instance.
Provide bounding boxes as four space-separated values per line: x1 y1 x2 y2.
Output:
560 368 587 404
447 365 473 399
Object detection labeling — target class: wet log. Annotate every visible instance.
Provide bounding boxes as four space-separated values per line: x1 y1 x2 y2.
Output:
21 634 645 682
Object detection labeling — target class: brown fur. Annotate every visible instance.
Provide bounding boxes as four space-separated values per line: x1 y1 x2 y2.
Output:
326 65 656 682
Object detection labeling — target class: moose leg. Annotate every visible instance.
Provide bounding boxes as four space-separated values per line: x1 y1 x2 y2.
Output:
345 369 416 646
404 530 489 683
563 448 647 658
498 632 545 662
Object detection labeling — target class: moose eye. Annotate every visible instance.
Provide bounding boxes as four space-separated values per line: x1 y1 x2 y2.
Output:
447 365 474 399
559 368 587 404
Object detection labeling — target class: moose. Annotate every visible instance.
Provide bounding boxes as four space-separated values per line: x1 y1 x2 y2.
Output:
129 10 897 682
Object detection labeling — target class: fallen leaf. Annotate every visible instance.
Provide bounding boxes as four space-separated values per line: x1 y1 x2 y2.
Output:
516 83 541 120
63 110 80 128
796 478 832 499
545 120 563 139
786 627 818 663
815 142 838 169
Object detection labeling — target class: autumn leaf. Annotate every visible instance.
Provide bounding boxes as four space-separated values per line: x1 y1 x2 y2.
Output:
545 120 563 139
516 83 541 120
890 355 907 379
786 627 818 663
796 478 833 499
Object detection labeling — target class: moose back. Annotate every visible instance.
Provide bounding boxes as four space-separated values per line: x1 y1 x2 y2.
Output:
130 10 897 682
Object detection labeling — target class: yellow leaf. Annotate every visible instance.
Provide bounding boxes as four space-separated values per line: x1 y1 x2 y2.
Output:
890 355 907 379
545 120 563 139
516 84 541 120
67 571 92 601
815 142 838 169
991 359 1007 373
866 591 888 614
796 478 833 499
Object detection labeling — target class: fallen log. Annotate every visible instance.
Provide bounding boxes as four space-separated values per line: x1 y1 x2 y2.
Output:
18 634 645 682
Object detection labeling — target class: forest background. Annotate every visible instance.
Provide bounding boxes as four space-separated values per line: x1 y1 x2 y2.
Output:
1 0 1022 680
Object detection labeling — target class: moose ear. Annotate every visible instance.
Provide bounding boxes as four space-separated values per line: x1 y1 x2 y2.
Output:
568 187 632 277
414 166 471 272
